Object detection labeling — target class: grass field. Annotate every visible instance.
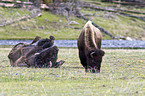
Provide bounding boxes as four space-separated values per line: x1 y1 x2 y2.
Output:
0 1 145 40
0 48 145 95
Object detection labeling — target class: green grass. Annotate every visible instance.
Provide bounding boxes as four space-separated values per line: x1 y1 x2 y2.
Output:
0 0 145 40
81 9 145 40
0 48 145 95
0 7 85 40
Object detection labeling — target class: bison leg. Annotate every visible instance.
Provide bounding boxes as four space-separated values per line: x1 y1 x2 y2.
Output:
34 54 43 68
14 56 27 66
51 60 65 68
34 46 60 68
17 63 29 67
79 50 88 71
10 59 15 67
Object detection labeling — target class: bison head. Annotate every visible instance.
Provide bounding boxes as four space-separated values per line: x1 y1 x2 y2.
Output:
87 49 105 73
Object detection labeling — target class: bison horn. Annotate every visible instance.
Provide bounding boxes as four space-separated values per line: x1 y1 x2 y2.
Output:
90 52 95 58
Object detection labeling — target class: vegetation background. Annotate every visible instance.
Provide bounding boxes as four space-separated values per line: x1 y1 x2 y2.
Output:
0 0 145 95
0 0 145 40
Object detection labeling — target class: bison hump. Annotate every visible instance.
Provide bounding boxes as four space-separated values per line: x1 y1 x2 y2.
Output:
82 21 102 49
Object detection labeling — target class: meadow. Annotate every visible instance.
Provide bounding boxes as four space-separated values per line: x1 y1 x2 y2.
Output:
0 47 145 96
0 2 145 40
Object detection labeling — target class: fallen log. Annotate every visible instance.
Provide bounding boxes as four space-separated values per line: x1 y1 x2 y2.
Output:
117 9 145 15
81 4 145 21
120 13 145 21
0 0 13 3
0 2 14 7
82 4 145 15
0 12 41 27
113 1 145 6
0 2 49 9
76 12 115 39
0 0 33 5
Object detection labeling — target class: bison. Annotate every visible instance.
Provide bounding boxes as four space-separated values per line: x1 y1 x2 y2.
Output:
77 21 105 73
8 36 65 68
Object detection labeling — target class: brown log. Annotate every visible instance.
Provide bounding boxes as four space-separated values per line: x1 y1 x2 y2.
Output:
0 12 42 27
82 4 145 14
113 1 145 6
76 12 115 39
81 4 145 21
0 2 14 7
120 13 145 21
0 0 33 4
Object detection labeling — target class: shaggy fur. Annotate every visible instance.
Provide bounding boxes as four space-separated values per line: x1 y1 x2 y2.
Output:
77 21 105 73
34 46 58 68
8 36 64 68
37 35 55 49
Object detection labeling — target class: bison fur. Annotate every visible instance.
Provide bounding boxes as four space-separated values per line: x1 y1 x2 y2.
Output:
77 21 105 73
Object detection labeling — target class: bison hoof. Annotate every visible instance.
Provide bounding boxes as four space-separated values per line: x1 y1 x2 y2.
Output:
53 60 65 68
17 63 29 67
85 68 100 73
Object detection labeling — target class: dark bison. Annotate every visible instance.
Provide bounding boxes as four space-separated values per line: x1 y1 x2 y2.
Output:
77 21 105 73
8 36 64 68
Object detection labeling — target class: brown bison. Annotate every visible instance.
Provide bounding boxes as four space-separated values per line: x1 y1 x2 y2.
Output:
8 36 64 68
77 21 105 73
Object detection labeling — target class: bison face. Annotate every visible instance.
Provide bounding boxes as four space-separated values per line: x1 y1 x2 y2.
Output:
87 49 105 73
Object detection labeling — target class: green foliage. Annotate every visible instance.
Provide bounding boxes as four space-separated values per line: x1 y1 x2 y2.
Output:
0 8 85 40
0 0 145 40
0 48 145 95
81 9 145 40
